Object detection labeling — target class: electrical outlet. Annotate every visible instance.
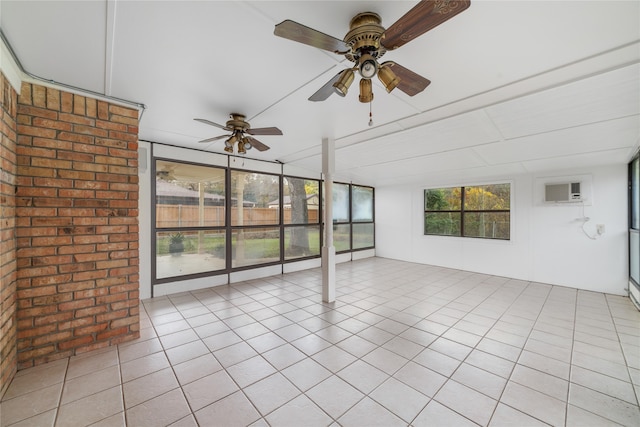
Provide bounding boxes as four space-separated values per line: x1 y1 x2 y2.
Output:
596 224 605 234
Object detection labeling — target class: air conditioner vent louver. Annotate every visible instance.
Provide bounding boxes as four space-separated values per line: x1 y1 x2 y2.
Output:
545 182 581 202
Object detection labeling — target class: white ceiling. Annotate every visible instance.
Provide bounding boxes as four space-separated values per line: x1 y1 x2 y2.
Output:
2 1 639 186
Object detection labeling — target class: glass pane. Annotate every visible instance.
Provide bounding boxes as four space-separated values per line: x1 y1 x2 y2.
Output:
332 183 350 223
284 225 320 260
333 224 351 252
231 171 280 226
425 187 461 211
353 223 374 249
464 184 510 210
632 157 639 230
631 230 639 284
232 227 280 268
156 230 225 279
425 212 461 236
283 177 320 224
352 186 373 222
463 212 510 239
156 160 225 228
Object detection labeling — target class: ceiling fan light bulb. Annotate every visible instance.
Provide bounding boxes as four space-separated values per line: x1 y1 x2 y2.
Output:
359 78 374 103
378 65 400 93
358 54 378 79
333 69 355 97
241 137 252 150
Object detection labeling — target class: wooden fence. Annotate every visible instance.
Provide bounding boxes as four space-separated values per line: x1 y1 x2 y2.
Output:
157 205 319 228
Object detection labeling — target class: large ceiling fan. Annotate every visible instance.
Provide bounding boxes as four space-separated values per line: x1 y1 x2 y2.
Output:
194 114 283 154
274 0 470 103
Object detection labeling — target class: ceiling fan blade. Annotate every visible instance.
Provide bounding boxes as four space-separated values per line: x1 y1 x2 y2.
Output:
194 118 228 130
198 134 228 143
382 61 431 96
246 136 270 152
274 20 349 53
247 127 283 136
308 71 343 102
381 0 471 50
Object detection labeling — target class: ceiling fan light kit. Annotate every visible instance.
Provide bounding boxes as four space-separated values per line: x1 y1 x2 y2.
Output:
194 114 282 154
274 0 471 107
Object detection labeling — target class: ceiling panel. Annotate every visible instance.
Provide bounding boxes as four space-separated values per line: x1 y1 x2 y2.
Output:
334 110 500 169
522 148 633 173
475 116 640 165
485 64 640 139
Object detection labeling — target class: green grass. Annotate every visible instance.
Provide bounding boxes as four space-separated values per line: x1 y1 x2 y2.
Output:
157 231 329 257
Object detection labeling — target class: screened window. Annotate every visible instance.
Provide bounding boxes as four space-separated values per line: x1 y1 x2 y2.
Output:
230 170 281 267
324 183 375 252
152 152 375 286
155 160 226 279
351 185 374 249
283 177 320 260
425 183 510 240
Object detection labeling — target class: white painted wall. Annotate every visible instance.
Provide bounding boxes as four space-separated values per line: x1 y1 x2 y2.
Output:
375 164 628 295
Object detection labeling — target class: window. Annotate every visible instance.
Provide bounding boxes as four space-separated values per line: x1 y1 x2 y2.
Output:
152 150 375 286
332 183 351 252
283 177 320 260
230 170 280 267
424 183 510 240
351 185 374 249
630 154 639 287
155 160 226 279
326 183 375 252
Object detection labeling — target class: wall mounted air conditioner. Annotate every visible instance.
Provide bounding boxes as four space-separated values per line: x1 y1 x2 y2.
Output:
545 182 582 202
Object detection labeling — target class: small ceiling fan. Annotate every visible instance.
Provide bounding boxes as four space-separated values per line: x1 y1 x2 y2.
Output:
194 113 283 154
274 0 470 103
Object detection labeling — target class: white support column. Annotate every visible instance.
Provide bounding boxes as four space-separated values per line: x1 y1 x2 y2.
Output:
322 137 336 303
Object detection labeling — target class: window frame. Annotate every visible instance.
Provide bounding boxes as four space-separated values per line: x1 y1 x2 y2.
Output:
152 154 375 287
424 183 511 240
153 158 228 283
282 175 322 262
629 152 639 289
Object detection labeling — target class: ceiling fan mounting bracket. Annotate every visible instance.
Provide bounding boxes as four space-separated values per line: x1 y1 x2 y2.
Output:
344 12 386 63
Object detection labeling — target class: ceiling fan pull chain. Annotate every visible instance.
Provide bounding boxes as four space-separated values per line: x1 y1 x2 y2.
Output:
368 100 373 127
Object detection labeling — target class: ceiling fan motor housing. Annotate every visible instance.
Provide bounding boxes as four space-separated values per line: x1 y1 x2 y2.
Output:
226 114 251 132
344 12 387 63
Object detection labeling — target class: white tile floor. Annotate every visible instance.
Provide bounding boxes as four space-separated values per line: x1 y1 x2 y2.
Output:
1 258 639 426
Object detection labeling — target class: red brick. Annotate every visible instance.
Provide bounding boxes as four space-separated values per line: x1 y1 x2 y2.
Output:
57 299 95 312
58 335 94 351
74 322 108 337
32 117 71 131
75 305 108 318
58 113 94 126
33 331 73 347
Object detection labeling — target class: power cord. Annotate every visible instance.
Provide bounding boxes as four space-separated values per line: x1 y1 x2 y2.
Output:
578 202 599 240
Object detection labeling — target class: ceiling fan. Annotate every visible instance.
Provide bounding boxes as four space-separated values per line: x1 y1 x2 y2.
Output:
194 113 283 154
274 0 470 103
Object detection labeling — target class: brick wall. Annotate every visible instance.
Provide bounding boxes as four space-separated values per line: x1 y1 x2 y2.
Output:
0 73 18 397
15 82 140 368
